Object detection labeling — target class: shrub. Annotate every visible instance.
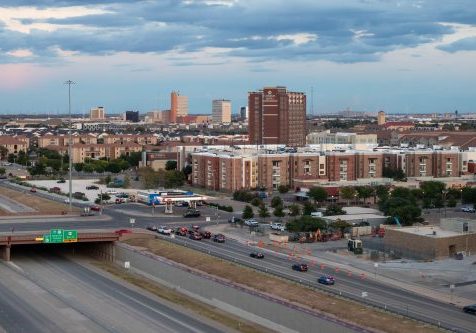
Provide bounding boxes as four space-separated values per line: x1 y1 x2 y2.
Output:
250 197 263 207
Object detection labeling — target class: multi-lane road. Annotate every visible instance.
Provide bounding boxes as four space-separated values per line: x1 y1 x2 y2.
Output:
1 182 475 332
0 252 226 333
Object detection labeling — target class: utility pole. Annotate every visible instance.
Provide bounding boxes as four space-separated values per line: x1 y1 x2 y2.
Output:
65 80 75 213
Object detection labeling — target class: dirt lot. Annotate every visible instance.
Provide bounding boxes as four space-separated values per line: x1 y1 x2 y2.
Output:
123 236 443 333
0 187 79 216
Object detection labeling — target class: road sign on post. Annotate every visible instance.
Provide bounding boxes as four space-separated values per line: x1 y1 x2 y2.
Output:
43 234 51 243
63 230 78 243
50 229 64 243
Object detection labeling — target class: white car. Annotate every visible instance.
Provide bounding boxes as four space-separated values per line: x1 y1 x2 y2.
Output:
244 219 259 226
461 207 475 213
158 226 172 235
270 222 285 231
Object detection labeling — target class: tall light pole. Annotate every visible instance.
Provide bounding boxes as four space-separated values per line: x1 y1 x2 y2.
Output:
65 80 75 212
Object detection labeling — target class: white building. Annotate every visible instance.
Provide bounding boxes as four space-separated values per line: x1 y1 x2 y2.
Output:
212 99 232 124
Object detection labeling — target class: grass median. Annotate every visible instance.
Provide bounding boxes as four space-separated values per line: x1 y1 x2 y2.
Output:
123 236 444 333
93 261 272 333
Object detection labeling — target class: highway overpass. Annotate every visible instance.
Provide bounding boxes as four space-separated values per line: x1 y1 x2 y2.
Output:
0 229 120 261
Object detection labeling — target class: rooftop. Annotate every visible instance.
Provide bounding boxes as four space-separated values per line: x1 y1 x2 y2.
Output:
392 226 461 238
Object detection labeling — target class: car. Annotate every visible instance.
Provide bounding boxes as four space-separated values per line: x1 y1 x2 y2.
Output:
244 219 259 226
89 205 101 212
463 304 476 315
146 224 157 232
213 234 226 243
175 227 188 236
115 229 132 236
106 190 119 195
175 201 189 207
318 275 335 285
183 209 201 218
3 162 11 166
292 263 308 272
30 187 37 193
189 232 202 240
50 187 61 193
228 217 243 224
270 222 285 231
57 179 66 183
200 231 212 239
115 198 126 204
64 198 71 204
158 226 172 235
249 252 264 259
461 207 476 213
86 185 99 190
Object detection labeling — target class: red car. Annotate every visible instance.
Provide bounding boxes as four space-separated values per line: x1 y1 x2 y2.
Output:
90 205 101 212
115 229 132 236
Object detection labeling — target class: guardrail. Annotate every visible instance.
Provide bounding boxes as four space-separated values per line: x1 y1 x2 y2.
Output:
155 234 467 333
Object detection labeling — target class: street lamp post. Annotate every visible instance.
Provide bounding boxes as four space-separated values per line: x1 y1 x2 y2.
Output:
65 80 75 213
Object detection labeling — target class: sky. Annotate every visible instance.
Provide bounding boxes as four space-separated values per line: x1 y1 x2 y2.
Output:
0 0 476 115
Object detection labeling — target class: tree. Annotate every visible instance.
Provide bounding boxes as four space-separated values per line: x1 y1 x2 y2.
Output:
165 170 185 188
324 204 346 216
258 204 270 220
242 205 254 219
0 167 4 175
286 216 327 233
123 175 131 189
121 152 142 167
74 163 84 172
165 160 177 170
340 187 356 206
288 204 300 216
250 197 263 207
331 219 351 237
271 196 283 208
447 198 457 207
302 201 315 216
7 154 15 163
420 181 446 208
278 185 289 194
308 187 328 205
355 186 374 205
83 164 94 173
105 161 123 173
375 185 390 202
0 146 8 160
138 167 159 189
273 205 285 218
182 165 192 177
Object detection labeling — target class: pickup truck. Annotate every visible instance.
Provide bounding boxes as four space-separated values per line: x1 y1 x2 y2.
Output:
270 222 285 231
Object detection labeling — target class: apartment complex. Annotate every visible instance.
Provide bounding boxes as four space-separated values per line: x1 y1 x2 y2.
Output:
70 143 142 163
187 146 464 192
212 99 232 123
248 86 306 147
170 91 188 123
0 137 29 155
306 130 377 147
38 134 97 148
89 107 105 120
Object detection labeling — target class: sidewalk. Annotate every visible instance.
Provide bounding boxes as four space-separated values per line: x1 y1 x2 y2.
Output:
207 224 475 307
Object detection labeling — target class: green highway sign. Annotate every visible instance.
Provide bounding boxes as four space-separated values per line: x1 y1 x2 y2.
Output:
43 229 78 244
63 230 78 243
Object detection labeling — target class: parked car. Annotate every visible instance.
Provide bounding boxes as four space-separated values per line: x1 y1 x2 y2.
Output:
57 179 66 183
213 234 226 243
200 231 212 239
463 304 476 315
292 263 308 272
115 229 132 236
106 190 119 195
86 185 99 190
228 217 243 224
175 227 188 236
115 198 127 204
318 275 335 285
189 232 202 240
249 252 264 259
116 193 129 198
244 219 259 226
270 222 285 231
49 187 61 193
183 209 201 218
461 207 475 213
146 224 157 232
89 205 101 212
158 226 172 235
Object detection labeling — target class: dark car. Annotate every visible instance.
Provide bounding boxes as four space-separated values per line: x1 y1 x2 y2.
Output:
201 231 212 239
250 252 264 259
189 232 202 240
57 179 66 183
318 275 335 285
463 304 476 315
183 209 201 218
213 234 226 243
146 224 157 232
86 185 99 190
292 263 308 272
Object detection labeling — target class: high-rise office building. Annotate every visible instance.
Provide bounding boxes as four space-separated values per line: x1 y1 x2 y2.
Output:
377 110 386 125
248 86 306 147
125 110 140 122
170 91 188 123
212 99 232 123
240 106 248 120
89 106 105 120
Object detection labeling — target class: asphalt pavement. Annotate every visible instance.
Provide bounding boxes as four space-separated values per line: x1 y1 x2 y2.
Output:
0 253 227 333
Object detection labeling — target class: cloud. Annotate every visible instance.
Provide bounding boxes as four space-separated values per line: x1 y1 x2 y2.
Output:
0 0 476 64
438 37 476 52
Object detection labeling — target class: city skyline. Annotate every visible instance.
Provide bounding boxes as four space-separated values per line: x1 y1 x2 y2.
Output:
1 1 476 115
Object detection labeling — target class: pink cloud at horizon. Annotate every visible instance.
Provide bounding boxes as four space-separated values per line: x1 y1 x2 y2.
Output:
0 64 48 91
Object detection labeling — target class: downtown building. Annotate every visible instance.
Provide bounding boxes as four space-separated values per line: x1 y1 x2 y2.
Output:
212 99 232 124
248 86 306 147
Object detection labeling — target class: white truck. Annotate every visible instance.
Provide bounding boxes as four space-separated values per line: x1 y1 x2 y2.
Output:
270 222 285 232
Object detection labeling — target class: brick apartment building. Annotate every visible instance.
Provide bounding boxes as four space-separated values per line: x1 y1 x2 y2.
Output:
38 134 97 148
248 86 306 147
0 137 28 156
102 134 158 146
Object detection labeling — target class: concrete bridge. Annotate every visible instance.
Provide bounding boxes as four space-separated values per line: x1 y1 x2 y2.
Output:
0 229 120 261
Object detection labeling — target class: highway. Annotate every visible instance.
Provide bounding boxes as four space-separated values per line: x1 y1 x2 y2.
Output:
0 253 226 333
156 233 476 333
